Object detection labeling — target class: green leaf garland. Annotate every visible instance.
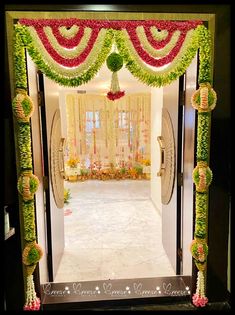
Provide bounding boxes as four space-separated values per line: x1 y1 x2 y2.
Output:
114 28 199 87
15 24 114 87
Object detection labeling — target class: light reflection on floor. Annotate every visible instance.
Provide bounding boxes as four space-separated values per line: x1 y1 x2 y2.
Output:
54 180 175 283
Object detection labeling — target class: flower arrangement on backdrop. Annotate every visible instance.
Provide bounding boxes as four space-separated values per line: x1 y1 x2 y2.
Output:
12 17 216 310
64 188 71 204
66 157 80 168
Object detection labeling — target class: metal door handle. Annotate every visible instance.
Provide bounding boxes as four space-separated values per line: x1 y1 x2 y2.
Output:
59 138 65 178
157 136 165 176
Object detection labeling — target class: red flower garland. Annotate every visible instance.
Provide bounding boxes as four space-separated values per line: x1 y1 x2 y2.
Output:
127 28 186 67
51 25 85 48
19 19 202 69
19 18 202 31
143 26 173 49
34 26 99 67
107 91 125 101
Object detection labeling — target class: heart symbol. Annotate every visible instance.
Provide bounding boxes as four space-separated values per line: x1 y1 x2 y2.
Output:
73 283 82 293
163 282 172 293
42 283 51 295
133 283 142 292
103 283 112 292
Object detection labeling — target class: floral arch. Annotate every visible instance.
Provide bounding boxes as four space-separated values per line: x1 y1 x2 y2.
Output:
12 18 216 310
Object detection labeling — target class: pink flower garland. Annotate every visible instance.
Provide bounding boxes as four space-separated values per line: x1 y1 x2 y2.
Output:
24 297 41 311
23 275 41 311
192 270 208 307
192 294 208 307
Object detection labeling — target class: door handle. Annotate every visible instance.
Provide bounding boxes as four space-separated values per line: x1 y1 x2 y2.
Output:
157 136 165 176
59 138 65 178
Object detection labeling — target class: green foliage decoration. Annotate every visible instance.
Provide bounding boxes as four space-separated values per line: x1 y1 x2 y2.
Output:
106 52 123 72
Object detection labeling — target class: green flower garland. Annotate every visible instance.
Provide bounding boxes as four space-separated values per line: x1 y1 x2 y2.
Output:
106 52 124 72
13 25 43 310
196 112 211 163
18 124 33 170
14 29 27 89
197 25 212 84
22 201 36 242
114 28 199 87
15 24 114 87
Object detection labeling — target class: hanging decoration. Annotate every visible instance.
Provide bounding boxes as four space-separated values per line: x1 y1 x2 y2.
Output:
106 52 125 101
12 17 216 309
12 27 43 311
190 27 216 305
17 19 203 87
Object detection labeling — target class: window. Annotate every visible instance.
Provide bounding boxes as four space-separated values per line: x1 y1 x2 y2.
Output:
86 111 100 132
118 111 128 129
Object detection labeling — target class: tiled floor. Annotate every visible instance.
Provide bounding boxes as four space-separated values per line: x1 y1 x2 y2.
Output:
54 180 175 283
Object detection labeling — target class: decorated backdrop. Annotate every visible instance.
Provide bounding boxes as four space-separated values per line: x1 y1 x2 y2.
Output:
11 18 216 309
65 93 151 177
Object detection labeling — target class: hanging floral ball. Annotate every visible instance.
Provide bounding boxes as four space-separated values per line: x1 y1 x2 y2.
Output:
22 242 43 266
190 239 208 265
193 162 213 192
12 92 34 122
191 83 217 112
17 172 39 201
106 52 123 73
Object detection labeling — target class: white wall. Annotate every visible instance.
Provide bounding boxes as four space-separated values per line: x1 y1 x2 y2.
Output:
59 91 68 139
150 87 163 215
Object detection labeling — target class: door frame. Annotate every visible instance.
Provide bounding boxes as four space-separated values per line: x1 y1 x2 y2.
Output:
36 71 54 281
5 5 223 308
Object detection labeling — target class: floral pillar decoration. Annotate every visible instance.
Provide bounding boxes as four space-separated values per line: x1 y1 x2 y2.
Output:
13 18 216 308
190 26 217 307
106 52 125 101
13 25 43 311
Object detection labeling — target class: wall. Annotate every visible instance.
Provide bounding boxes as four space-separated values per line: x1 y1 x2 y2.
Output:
59 91 68 139
150 87 163 214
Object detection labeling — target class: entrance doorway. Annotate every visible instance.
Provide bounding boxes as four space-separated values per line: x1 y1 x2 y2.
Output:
27 51 198 284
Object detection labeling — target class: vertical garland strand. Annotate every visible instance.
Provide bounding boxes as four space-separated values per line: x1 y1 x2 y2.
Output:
190 25 217 307
13 24 43 311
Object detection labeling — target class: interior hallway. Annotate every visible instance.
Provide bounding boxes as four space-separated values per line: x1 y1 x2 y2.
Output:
54 180 175 283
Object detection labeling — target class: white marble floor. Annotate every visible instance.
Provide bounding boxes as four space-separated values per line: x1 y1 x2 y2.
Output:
54 180 175 283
